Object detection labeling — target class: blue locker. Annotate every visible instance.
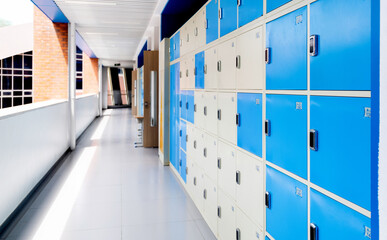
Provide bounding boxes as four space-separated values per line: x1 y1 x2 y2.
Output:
266 7 307 90
180 91 187 120
310 96 371 210
266 166 308 240
237 93 262 157
170 63 180 169
174 31 180 60
195 51 205 89
266 0 291 13
238 0 263 27
220 0 237 37
180 120 187 152
310 0 371 90
206 0 219 44
265 237 270 240
179 150 187 183
266 94 307 179
186 90 194 124
310 189 371 240
169 36 175 62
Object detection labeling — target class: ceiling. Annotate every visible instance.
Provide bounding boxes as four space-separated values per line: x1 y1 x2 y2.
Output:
54 0 160 62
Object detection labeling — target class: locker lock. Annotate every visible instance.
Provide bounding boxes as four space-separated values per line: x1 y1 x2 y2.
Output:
236 171 241 185
236 228 241 240
309 35 319 56
265 120 271 136
265 192 271 209
310 223 318 240
217 158 222 169
203 189 207 199
310 129 318 151
217 206 222 218
265 48 271 64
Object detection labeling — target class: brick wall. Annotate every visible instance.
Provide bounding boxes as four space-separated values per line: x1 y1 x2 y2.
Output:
33 6 68 102
81 53 99 95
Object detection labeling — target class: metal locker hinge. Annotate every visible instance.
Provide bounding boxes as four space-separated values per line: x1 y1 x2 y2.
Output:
265 48 270 64
236 171 241 185
186 33 189 42
217 206 221 218
310 223 318 240
309 35 319 56
179 159 182 166
179 100 182 108
236 55 241 69
179 130 182 137
174 43 176 50
217 158 222 169
180 39 183 46
265 192 271 209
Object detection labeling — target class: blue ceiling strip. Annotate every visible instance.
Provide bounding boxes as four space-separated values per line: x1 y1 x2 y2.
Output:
76 32 97 58
30 0 68 23
137 41 147 68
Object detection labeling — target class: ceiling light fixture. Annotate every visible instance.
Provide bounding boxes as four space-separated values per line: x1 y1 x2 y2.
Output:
64 1 117 6
85 32 118 35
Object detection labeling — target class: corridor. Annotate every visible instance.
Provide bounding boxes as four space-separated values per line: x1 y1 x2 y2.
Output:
2 109 216 240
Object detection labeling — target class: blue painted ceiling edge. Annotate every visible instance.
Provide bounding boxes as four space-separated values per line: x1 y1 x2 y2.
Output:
30 0 97 58
137 41 148 68
160 0 207 40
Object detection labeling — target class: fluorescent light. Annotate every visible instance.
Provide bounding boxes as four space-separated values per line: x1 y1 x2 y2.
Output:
32 147 96 240
91 115 110 140
86 32 118 36
64 1 117 6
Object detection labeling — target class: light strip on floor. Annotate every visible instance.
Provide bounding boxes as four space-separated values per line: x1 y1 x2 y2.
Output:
91 115 110 140
32 147 96 240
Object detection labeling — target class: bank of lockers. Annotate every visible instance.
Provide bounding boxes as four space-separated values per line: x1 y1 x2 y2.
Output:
195 51 205 89
310 96 371 210
266 166 308 240
237 93 262 157
179 150 187 183
310 0 371 90
266 0 292 13
203 92 218 135
238 0 263 28
217 92 237 144
310 189 371 240
220 0 237 37
179 120 187 151
206 0 219 44
266 7 307 90
266 94 307 179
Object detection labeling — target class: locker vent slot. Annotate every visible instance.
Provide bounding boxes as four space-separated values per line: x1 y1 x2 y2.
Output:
265 191 271 209
310 129 318 151
310 223 318 240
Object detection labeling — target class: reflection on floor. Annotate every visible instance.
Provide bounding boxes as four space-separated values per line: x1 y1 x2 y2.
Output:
2 109 216 240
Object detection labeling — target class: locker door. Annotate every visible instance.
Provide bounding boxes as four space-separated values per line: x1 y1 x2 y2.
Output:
237 93 262 157
180 25 187 57
195 51 205 89
170 63 180 169
179 91 187 120
310 189 371 240
203 133 218 183
203 92 218 135
310 0 370 90
179 120 187 151
217 92 237 144
218 190 236 240
182 58 189 90
186 123 194 158
205 47 218 90
206 0 219 44
266 94 307 179
187 20 195 54
217 39 236 90
193 166 205 213
220 0 237 37
186 90 194 124
203 176 218 235
236 151 264 227
310 96 371 210
195 129 206 169
169 36 175 62
179 150 187 183
194 91 205 129
266 0 291 13
238 0 263 28
217 140 236 200
187 55 195 89
236 208 263 240
195 8 207 49
174 31 180 60
266 7 307 90
266 166 308 240
236 27 264 90
186 153 195 197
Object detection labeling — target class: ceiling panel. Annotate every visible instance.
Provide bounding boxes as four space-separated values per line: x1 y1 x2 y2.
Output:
54 0 159 61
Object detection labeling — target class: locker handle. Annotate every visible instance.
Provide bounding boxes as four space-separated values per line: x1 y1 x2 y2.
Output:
310 129 318 151
236 114 240 126
194 67 197 76
194 177 197 186
186 134 188 142
217 157 222 169
217 109 221 120
179 101 182 108
265 48 271 64
236 170 241 185
204 148 207 157
186 167 188 175
186 102 189 110
237 0 241 6
194 140 197 149
186 69 189 77
204 106 207 116
180 130 182 137
236 55 241 69
205 19 208 29
180 71 182 78
179 159 182 166
174 43 176 50
204 64 207 74
203 189 207 199
217 206 221 218
180 39 183 47
309 35 319 56
219 8 223 19
194 104 197 112
194 27 198 36
265 191 271 209
217 61 222 72
310 223 318 240
236 228 241 240
265 120 271 136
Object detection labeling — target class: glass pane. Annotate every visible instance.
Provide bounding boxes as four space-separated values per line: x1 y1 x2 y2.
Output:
76 47 82 54
14 76 23 90
24 70 33 76
14 70 23 75
24 55 32 69
2 98 12 108
3 57 12 68
14 55 23 68
24 97 33 104
76 60 83 72
2 70 12 74
76 78 83 90
3 76 12 90
24 77 32 90
24 91 32 95
13 97 23 106
14 91 23 96
3 92 12 96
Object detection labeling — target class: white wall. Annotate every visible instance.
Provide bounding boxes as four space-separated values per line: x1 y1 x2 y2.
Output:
102 67 109 109
380 1 387 238
0 23 33 59
75 94 99 139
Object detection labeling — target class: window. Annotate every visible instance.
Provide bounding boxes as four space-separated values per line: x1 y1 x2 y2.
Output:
0 51 33 109
76 47 83 90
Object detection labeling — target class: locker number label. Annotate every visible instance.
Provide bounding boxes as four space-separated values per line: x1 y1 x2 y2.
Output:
295 187 303 197
364 226 371 239
295 15 303 25
256 99 260 105
364 107 371 118
296 102 303 110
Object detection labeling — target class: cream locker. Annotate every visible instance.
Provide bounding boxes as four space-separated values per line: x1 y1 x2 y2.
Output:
205 47 218 90
194 91 205 129
180 23 188 57
186 147 195 198
217 140 237 201
186 19 195 54
217 189 236 240
186 123 195 159
180 57 188 90
236 27 264 90
194 128 205 169
203 92 218 135
217 39 236 90
203 176 218 236
217 92 237 144
194 7 206 49
193 166 205 214
187 54 195 89
203 133 218 183
236 207 263 240
236 151 264 227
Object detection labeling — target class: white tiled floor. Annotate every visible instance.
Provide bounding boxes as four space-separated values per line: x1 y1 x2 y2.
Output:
2 109 216 240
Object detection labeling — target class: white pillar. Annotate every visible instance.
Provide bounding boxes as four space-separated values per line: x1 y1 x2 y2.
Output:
98 60 103 116
68 22 76 150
